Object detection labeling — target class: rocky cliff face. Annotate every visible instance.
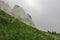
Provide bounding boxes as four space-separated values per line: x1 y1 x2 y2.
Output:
11 5 35 26
0 1 35 26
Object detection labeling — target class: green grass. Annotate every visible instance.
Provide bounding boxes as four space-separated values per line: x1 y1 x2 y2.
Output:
0 9 60 40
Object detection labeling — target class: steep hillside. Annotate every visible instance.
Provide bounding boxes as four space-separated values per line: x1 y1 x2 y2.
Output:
0 9 60 40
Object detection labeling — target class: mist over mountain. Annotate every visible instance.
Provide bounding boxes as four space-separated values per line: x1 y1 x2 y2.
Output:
0 2 60 40
1 0 60 33
0 0 35 27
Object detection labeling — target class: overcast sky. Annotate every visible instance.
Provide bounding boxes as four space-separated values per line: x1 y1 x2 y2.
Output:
2 0 60 33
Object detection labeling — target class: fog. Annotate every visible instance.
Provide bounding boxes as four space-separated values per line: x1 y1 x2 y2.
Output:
2 0 60 33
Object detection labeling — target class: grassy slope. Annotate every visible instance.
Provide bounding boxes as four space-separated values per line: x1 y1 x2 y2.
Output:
0 9 60 40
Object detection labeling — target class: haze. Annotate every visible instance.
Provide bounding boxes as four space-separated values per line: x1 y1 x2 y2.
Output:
2 0 60 33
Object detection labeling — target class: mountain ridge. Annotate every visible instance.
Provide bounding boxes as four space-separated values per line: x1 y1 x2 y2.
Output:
0 8 60 40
